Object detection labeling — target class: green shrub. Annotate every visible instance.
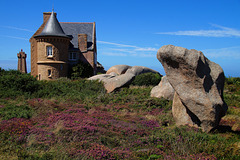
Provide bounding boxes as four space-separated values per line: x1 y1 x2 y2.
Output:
225 77 240 86
0 70 40 98
69 61 93 79
0 69 105 101
224 94 240 108
34 78 105 101
148 154 163 160
156 126 239 159
0 67 4 74
100 86 152 105
224 77 240 108
0 104 33 120
132 72 161 86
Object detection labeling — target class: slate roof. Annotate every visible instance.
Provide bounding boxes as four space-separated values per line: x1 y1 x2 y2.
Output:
60 22 95 50
35 11 70 39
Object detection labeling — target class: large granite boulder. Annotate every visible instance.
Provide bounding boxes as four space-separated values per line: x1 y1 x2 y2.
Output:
125 66 160 76
90 65 161 93
88 73 135 93
104 73 135 93
106 65 132 75
157 45 228 132
150 76 174 100
88 74 115 82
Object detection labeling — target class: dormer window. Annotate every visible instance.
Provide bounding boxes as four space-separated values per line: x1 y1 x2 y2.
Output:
47 46 53 57
69 52 77 60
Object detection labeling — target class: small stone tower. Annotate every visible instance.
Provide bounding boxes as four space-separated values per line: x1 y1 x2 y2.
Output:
33 11 72 80
17 49 27 73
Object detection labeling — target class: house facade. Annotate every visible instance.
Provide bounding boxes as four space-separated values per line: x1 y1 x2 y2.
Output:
30 11 97 80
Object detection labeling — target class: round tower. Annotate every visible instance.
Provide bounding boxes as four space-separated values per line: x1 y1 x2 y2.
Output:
34 11 71 80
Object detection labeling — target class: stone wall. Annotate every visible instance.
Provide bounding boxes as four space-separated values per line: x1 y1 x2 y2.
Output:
30 40 38 77
37 63 68 80
35 37 70 80
36 37 69 62
82 50 96 73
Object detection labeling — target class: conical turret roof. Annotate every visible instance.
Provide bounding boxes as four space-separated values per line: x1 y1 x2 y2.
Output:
35 11 70 38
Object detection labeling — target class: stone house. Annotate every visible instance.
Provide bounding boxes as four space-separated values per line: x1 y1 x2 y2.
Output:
30 11 97 80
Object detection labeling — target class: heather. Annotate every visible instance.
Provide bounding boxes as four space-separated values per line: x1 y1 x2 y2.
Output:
0 70 239 159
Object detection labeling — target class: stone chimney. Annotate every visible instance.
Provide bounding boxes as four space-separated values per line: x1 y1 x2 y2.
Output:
17 49 27 73
78 34 88 52
43 12 57 24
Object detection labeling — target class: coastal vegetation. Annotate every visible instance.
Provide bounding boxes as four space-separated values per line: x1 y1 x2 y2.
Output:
0 68 239 159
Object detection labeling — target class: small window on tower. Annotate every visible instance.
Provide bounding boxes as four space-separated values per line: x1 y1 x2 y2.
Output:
47 46 53 57
69 52 77 60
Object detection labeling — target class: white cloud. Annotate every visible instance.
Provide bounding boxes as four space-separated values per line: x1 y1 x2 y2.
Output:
0 25 32 41
1 35 29 40
101 52 128 57
156 24 240 37
137 53 155 57
98 40 240 59
108 48 136 53
97 40 137 48
98 40 158 57
0 25 34 33
135 47 158 52
203 46 240 59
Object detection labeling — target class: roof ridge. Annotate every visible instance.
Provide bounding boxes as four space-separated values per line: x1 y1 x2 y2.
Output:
60 22 94 24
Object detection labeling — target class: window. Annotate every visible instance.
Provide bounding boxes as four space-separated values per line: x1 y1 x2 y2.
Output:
48 69 52 77
69 52 77 60
47 46 53 57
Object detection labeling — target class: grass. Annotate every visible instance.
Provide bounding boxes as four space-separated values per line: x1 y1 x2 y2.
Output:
0 71 239 159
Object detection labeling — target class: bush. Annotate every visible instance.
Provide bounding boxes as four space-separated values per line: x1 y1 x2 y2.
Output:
0 104 33 120
0 70 105 100
0 67 4 73
69 61 94 79
35 78 105 101
224 77 240 108
225 77 240 86
0 70 40 98
155 126 240 159
132 72 161 86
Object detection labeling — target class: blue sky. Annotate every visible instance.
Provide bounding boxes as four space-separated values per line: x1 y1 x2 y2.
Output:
0 0 239 77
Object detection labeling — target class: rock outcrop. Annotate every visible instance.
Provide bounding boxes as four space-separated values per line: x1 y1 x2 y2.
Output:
106 65 131 75
157 45 228 132
125 66 159 76
91 65 161 93
88 73 135 93
104 73 135 93
150 76 174 100
106 65 160 77
88 74 115 82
